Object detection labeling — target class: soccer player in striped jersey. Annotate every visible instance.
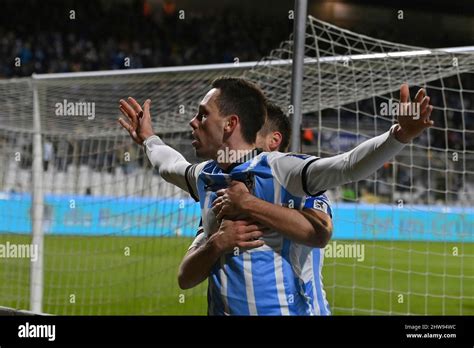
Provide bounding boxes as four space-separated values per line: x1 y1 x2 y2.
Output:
118 77 433 315
178 102 334 315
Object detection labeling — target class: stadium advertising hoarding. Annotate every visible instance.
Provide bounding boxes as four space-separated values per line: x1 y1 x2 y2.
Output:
0 193 472 242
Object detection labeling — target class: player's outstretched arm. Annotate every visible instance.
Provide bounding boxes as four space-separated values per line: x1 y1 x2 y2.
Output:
118 97 192 193
271 84 434 197
178 220 264 290
212 181 333 248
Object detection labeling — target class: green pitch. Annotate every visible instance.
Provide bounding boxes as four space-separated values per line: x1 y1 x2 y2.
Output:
0 235 472 315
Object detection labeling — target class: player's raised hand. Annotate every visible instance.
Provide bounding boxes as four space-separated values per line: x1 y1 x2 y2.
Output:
118 97 155 145
393 84 434 143
213 181 252 220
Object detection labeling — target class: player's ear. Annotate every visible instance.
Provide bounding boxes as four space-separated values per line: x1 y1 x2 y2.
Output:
224 115 239 133
269 131 283 151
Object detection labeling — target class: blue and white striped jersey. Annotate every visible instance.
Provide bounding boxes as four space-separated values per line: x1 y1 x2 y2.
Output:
188 151 333 315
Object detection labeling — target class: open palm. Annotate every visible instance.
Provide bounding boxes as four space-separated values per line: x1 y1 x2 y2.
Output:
118 97 155 145
395 84 434 143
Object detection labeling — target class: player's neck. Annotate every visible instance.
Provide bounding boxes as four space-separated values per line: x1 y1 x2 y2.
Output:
216 139 257 171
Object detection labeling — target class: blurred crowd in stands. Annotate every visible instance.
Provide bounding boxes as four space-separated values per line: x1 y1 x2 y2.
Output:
1 1 471 78
0 0 291 78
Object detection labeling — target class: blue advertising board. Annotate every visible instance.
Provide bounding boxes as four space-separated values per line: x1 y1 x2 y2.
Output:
0 193 472 242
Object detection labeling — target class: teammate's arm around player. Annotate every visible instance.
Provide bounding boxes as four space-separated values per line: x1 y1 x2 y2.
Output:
212 180 333 248
177 219 264 290
178 193 333 290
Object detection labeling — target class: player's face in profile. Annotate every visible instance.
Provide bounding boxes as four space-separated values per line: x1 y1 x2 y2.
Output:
189 88 227 159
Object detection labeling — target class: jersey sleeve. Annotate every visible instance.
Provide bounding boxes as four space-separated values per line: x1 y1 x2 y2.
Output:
268 125 405 196
144 135 207 201
187 229 207 251
303 195 333 218
266 151 319 197
184 161 209 202
144 135 190 192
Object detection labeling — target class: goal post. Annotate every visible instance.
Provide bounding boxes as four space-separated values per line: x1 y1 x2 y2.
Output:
30 79 44 314
289 0 308 153
0 16 472 315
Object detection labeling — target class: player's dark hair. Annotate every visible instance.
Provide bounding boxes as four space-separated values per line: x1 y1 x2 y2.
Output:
261 102 291 152
211 76 266 144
